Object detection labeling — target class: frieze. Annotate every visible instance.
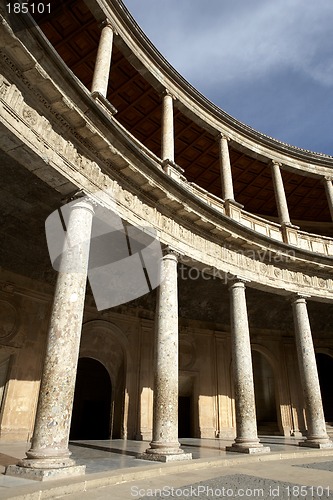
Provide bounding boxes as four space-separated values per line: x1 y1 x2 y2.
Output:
22 106 38 126
0 52 124 171
0 74 10 97
303 274 312 286
0 68 106 186
274 268 282 278
318 278 326 288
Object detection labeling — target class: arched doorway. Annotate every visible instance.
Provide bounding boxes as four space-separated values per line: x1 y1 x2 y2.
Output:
252 350 278 434
316 353 333 424
70 357 112 440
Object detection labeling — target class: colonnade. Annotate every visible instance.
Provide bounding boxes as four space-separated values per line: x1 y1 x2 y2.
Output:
88 18 333 233
5 193 332 479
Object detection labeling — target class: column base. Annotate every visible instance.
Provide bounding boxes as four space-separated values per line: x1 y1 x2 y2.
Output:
299 439 333 449
291 430 304 438
5 464 86 482
225 199 244 220
226 443 270 454
137 452 192 462
91 91 117 116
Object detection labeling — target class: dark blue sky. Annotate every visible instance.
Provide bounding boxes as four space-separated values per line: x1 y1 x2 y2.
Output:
122 0 333 156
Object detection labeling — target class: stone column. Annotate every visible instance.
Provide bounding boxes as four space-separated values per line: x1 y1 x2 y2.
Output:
219 134 235 201
271 161 291 226
139 250 191 462
226 278 270 454
6 197 95 480
323 177 333 222
161 91 175 164
291 294 332 448
91 20 114 98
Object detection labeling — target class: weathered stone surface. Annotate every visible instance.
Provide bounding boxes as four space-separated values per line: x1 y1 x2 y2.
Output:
292 295 333 449
91 22 114 98
6 199 94 477
226 279 270 454
143 251 192 461
5 464 85 481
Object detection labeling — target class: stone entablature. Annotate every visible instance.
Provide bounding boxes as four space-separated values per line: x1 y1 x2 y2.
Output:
0 14 333 301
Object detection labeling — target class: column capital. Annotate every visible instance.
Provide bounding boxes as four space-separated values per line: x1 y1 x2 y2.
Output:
322 176 333 183
161 89 176 100
162 246 180 260
65 190 98 212
271 160 283 167
227 275 249 289
289 292 311 304
218 132 230 142
99 19 118 35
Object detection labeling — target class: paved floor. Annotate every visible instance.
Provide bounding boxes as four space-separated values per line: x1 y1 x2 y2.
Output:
0 437 333 499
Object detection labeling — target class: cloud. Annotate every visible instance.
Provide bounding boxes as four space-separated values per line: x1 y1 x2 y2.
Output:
122 0 333 154
124 0 333 87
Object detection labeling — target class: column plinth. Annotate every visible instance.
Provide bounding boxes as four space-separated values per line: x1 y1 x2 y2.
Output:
291 295 332 449
6 198 95 481
226 279 270 454
138 250 191 462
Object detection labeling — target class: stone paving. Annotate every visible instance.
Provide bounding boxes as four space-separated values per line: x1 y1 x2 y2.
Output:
1 437 333 499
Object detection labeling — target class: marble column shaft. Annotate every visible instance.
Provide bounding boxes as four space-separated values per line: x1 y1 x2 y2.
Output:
291 295 332 448
227 279 269 453
161 92 175 163
91 21 114 97
149 252 180 453
219 134 235 201
141 251 191 462
20 199 94 470
323 177 333 222
271 161 291 225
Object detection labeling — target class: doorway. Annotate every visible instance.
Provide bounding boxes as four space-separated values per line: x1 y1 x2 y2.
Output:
178 396 192 438
252 350 278 434
316 353 333 423
70 357 112 440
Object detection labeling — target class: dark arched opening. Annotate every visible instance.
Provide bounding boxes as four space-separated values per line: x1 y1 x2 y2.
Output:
178 375 196 438
252 350 279 434
316 353 333 423
70 357 112 440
